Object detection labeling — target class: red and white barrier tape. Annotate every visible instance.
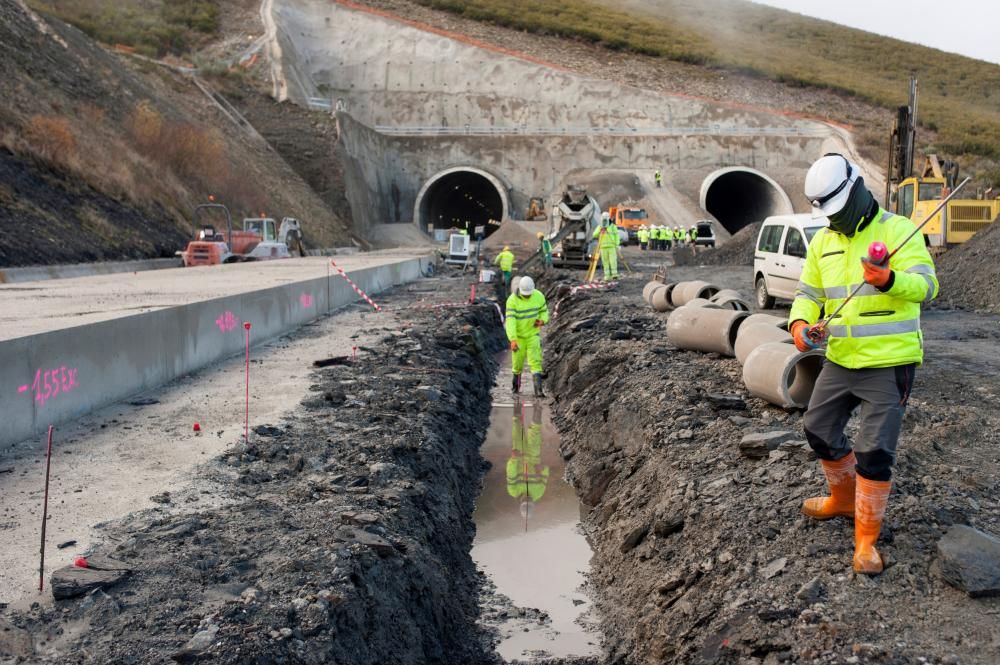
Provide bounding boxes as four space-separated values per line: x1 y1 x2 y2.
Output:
331 260 382 312
554 280 618 318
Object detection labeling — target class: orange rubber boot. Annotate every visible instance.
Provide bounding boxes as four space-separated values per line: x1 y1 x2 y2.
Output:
802 451 856 520
854 476 892 575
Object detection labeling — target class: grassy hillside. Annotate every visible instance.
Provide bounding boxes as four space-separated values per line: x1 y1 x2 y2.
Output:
0 0 351 266
27 0 219 57
414 0 1000 166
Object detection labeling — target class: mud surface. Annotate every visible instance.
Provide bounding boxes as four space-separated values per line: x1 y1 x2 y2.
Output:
1 273 509 664
542 263 1000 664
474 364 598 662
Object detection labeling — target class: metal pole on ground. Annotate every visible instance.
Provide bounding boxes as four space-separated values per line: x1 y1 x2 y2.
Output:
38 425 54 593
244 322 252 444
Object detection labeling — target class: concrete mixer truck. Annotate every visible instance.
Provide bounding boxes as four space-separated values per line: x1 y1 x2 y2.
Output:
551 186 601 268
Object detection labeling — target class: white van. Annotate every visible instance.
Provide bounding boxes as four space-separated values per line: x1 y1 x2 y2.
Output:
753 214 829 309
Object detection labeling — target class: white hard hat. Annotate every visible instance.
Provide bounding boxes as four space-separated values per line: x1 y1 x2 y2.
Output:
805 153 859 219
518 275 535 296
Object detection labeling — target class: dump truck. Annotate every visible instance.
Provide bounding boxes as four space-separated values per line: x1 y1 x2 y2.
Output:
609 205 650 244
551 186 601 268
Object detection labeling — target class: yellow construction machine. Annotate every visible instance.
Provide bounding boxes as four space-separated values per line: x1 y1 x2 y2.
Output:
886 77 999 247
895 155 999 246
526 197 548 221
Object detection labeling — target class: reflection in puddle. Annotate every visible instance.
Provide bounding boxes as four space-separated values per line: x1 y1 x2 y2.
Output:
473 401 598 661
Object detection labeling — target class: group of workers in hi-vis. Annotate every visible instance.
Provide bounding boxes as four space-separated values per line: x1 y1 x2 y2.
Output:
637 224 698 251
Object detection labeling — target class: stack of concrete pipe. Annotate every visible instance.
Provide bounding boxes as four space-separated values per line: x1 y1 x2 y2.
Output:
662 301 826 410
734 313 825 408
643 280 678 313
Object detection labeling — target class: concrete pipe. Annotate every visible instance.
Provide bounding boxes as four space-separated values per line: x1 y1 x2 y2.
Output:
735 322 793 365
666 306 749 356
643 281 664 304
682 297 723 309
742 342 825 409
713 296 751 311
671 280 721 307
651 285 675 312
741 313 788 330
710 289 744 303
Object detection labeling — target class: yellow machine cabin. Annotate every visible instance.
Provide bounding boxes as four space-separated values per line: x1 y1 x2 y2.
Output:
895 156 999 247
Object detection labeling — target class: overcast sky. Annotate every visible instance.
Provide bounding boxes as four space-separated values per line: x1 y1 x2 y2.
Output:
749 0 1000 65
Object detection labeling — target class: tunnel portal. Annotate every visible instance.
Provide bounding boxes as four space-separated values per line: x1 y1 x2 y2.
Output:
700 168 794 235
415 168 508 237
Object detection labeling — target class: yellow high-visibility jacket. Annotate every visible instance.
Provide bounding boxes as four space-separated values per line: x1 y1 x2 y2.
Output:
507 417 549 502
789 208 938 368
494 250 515 272
505 290 549 341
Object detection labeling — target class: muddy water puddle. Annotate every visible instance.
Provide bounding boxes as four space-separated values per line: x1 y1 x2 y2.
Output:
473 398 599 661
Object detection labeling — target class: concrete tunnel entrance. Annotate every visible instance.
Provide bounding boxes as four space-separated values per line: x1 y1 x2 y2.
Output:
700 167 794 235
414 167 510 237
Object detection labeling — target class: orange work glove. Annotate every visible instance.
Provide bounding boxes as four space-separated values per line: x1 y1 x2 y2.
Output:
790 320 824 352
861 258 892 289
534 319 544 328
510 340 519 352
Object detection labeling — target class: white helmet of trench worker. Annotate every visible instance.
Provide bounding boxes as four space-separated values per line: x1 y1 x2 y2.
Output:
805 153 860 219
518 275 535 296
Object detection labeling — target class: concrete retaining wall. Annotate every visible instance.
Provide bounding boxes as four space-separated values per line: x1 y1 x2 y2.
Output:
0 258 180 284
0 256 431 447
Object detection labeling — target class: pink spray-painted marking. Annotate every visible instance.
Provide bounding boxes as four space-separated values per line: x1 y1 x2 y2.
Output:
244 322 252 444
331 260 382 312
300 293 314 309
39 425 53 592
469 284 476 304
23 367 79 408
215 311 238 333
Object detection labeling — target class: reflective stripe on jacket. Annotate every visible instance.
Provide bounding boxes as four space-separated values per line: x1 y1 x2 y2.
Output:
788 208 938 368
494 250 515 272
505 290 549 341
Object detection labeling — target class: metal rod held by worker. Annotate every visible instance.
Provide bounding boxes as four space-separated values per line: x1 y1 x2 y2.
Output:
814 177 970 334
39 425 54 593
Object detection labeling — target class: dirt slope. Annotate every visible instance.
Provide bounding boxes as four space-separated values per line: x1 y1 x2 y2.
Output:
935 220 1000 312
542 267 1000 664
0 1 352 267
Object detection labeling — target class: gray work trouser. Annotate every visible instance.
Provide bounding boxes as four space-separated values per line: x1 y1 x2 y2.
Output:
803 360 916 482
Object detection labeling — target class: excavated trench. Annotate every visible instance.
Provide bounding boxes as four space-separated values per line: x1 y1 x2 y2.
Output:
473 352 599 661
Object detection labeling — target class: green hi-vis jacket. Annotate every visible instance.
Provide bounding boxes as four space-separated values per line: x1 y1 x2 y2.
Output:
506 417 549 502
789 208 938 369
505 290 549 341
540 238 552 256
594 223 620 249
638 229 649 243
494 250 515 272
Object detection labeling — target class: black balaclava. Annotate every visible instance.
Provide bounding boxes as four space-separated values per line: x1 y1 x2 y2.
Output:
827 176 877 237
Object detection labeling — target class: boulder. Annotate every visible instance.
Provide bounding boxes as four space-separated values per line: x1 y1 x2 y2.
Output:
937 525 1000 597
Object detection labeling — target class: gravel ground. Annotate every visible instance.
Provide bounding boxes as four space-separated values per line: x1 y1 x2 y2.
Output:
541 264 1000 664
